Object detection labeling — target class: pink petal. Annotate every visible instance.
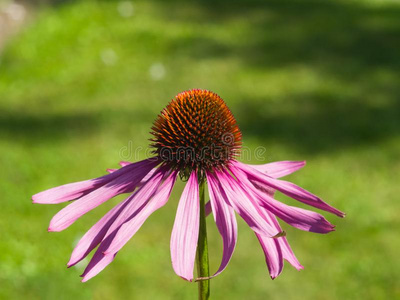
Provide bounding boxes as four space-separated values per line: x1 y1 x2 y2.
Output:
79 168 168 281
103 171 178 256
246 175 303 271
32 158 156 204
234 161 345 218
256 234 283 279
262 210 303 271
99 168 166 239
205 172 237 278
216 170 282 238
279 236 303 271
249 161 306 178
80 233 118 282
250 180 275 197
48 161 157 232
170 171 200 281
232 167 336 233
67 197 130 267
138 168 158 187
251 202 284 279
108 167 158 191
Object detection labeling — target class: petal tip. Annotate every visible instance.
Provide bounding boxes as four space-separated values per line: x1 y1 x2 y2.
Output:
32 194 42 204
179 276 193 282
67 258 76 268
272 231 286 238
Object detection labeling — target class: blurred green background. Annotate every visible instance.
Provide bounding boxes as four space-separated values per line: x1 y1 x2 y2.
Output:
1 0 399 299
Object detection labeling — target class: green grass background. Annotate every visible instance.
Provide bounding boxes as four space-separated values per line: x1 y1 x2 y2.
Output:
0 0 399 299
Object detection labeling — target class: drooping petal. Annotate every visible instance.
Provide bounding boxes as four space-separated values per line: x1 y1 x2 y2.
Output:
99 168 166 240
250 201 284 279
279 236 303 270
248 179 303 270
256 234 283 279
78 168 167 281
80 232 118 282
231 167 335 233
48 160 157 232
262 210 303 271
32 158 157 204
170 171 200 281
103 170 178 256
233 161 345 218
138 168 158 187
206 172 237 278
107 167 158 191
67 198 130 267
250 180 275 197
249 161 306 178
216 170 282 238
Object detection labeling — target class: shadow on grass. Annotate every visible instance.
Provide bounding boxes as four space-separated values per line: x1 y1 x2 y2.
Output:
162 0 400 76
237 94 400 154
5 0 400 153
0 110 100 142
159 0 400 152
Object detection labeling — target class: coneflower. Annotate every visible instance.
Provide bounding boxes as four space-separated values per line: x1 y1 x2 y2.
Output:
32 89 344 297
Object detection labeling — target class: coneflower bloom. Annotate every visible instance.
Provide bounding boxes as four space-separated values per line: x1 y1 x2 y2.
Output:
32 89 344 282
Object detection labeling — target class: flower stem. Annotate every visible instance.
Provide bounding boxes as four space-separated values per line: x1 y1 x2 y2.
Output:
196 177 210 300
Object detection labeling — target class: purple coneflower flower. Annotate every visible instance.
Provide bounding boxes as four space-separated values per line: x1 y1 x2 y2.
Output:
32 89 344 282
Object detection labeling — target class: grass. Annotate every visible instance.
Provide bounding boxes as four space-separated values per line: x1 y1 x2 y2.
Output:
0 0 399 299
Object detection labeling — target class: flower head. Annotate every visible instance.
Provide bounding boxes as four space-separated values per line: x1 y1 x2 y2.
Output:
151 89 242 177
32 89 344 282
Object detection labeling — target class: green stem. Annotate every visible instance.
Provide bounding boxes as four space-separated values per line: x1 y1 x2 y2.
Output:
196 177 210 300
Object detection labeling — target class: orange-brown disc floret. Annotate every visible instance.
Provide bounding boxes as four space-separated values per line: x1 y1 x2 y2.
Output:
150 89 242 175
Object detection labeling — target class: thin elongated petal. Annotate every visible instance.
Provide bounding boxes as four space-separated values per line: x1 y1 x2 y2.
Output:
79 169 167 281
206 172 237 278
216 170 282 238
249 181 303 270
256 234 283 279
100 169 166 240
80 232 118 282
250 180 275 197
68 198 130 267
119 161 132 167
232 167 335 233
279 236 303 270
170 171 199 281
234 161 345 218
138 168 158 187
32 158 157 204
262 210 303 270
251 202 284 278
104 171 178 256
249 161 306 178
107 167 158 192
48 161 156 232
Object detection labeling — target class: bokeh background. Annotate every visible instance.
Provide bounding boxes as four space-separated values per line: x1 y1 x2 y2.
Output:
1 0 399 299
